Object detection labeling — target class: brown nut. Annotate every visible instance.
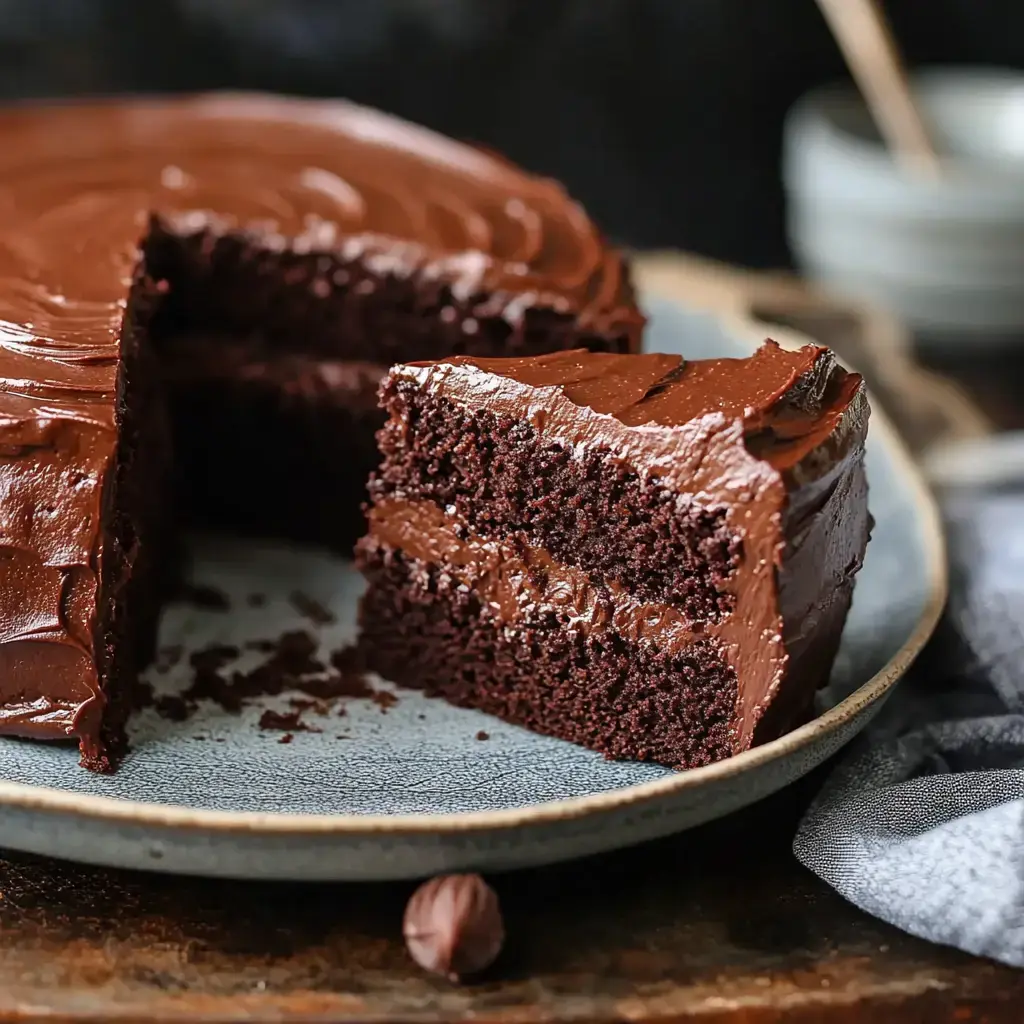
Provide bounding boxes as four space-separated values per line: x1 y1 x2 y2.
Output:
403 873 504 981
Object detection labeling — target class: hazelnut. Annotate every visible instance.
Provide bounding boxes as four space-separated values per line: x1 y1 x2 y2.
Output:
403 873 504 981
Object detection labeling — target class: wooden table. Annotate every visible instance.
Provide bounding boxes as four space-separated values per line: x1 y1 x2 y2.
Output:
4 256 1015 1021
1 771 1021 1022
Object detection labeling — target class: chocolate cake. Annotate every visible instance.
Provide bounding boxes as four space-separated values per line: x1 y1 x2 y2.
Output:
356 344 870 769
0 94 641 769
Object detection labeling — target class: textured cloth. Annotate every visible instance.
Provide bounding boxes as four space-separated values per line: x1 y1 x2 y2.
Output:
795 486 1024 966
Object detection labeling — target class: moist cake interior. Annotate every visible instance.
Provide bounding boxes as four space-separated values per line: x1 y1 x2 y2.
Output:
143 218 638 551
355 349 870 770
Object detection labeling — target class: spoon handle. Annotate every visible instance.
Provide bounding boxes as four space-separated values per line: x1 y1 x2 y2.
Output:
816 0 942 178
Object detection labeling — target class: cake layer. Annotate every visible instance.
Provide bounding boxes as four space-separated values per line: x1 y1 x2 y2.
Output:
0 274 174 769
158 333 386 550
372 382 740 619
391 345 865 476
357 539 738 770
361 344 871 761
146 217 638 364
0 94 642 366
365 498 714 650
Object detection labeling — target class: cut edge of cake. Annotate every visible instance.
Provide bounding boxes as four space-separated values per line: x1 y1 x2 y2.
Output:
355 343 871 770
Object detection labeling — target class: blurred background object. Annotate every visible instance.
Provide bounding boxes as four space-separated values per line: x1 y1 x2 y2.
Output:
813 0 942 178
1 0 1023 270
785 67 1024 349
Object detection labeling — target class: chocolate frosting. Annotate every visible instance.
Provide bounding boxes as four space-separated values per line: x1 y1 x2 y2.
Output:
0 93 638 749
408 344 862 473
383 343 869 750
367 497 718 651
0 93 637 366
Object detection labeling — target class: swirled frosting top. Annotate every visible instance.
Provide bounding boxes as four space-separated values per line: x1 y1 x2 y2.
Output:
0 92 638 428
405 342 866 475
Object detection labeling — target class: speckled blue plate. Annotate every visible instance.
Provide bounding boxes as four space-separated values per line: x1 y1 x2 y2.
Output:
0 291 945 880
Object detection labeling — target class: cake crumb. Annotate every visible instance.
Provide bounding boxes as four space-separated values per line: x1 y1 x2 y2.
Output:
258 708 321 733
185 644 244 712
131 679 155 710
289 590 336 626
154 694 190 722
190 644 241 673
278 733 293 745
144 633 388 736
246 638 278 653
175 582 230 611
328 645 375 698
289 696 330 717
475 731 490 741
372 690 398 713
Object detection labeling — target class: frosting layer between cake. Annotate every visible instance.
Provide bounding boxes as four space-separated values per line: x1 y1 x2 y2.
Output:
367 498 709 650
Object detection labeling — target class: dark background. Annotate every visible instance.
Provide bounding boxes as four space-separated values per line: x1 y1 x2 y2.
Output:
2 0 1021 268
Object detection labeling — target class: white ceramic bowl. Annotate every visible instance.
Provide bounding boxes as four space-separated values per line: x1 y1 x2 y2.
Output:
784 67 1024 347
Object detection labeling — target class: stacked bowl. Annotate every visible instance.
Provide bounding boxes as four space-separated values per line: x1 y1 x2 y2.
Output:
784 67 1024 349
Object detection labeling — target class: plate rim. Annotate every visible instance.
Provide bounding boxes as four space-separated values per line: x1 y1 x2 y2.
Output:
0 301 947 836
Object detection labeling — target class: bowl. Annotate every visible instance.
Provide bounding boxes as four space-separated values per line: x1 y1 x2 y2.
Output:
784 67 1024 348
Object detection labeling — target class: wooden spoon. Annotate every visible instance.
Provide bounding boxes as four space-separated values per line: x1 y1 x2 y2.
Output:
816 0 942 178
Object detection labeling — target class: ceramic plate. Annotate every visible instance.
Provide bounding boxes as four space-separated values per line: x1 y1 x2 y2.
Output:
0 294 946 880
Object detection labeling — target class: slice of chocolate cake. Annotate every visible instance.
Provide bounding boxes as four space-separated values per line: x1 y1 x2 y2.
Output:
0 94 642 768
356 344 870 769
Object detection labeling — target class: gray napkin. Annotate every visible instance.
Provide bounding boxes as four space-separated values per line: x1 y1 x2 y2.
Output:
795 485 1024 967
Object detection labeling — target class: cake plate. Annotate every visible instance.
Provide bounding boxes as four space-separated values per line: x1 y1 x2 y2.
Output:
0 293 946 880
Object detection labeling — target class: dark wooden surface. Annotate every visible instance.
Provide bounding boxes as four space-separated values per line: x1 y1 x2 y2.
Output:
0 769 1020 1022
